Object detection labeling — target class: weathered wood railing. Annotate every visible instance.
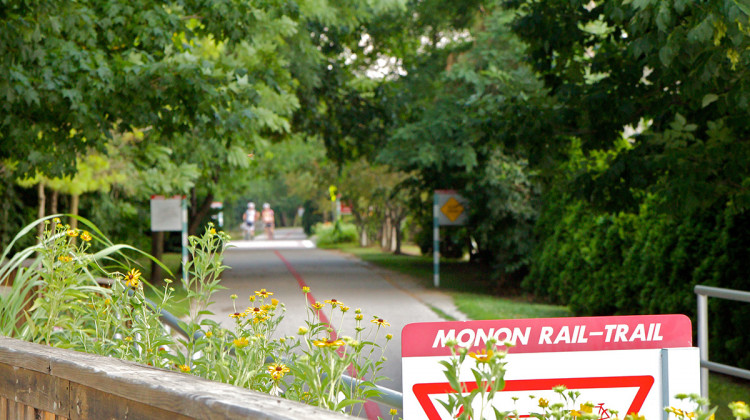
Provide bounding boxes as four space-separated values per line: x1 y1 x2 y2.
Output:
0 336 348 420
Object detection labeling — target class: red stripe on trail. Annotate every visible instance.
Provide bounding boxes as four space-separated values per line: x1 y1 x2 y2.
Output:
274 251 384 420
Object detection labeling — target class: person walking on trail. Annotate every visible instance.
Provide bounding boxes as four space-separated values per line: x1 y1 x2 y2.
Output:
261 202 275 240
242 202 258 240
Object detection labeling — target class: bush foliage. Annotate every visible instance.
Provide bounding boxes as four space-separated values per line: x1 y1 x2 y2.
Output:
526 145 750 368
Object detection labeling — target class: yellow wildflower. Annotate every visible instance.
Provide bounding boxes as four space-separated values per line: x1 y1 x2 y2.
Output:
325 298 342 307
468 348 494 363
205 330 213 338
302 286 310 293
125 268 141 288
58 255 72 263
233 337 249 348
80 231 92 242
371 317 390 327
255 289 273 298
311 301 324 310
580 403 594 414
271 298 279 306
312 338 346 348
385 333 393 340
389 409 398 416
340 305 350 313
178 364 191 373
267 363 290 380
539 398 549 408
229 312 246 319
66 229 79 237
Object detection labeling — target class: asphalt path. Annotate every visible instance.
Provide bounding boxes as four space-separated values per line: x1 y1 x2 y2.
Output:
204 227 467 418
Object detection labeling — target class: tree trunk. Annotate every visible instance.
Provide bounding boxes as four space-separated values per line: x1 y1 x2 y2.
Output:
50 190 58 214
70 194 80 231
151 231 165 285
37 183 46 240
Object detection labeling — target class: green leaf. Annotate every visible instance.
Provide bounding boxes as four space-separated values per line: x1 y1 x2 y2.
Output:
702 93 719 108
732 0 750 15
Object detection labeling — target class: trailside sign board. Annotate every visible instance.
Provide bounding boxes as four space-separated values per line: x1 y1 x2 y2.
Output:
402 315 699 420
435 190 468 226
150 196 184 232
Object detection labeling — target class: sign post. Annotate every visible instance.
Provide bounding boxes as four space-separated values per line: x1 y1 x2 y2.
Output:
433 190 468 288
150 195 188 282
402 314 699 420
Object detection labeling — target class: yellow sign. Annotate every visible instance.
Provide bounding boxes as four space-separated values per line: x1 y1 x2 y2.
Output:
440 197 465 222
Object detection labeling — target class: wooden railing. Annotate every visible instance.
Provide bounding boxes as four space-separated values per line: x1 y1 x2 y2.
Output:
0 336 348 420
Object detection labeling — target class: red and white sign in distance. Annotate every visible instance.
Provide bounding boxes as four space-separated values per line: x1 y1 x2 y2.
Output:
402 315 699 420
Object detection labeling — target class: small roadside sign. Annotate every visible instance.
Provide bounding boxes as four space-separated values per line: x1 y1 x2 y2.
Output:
435 191 468 226
150 196 184 232
402 314 699 420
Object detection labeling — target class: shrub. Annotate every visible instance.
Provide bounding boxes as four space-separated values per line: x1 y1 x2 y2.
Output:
314 220 358 247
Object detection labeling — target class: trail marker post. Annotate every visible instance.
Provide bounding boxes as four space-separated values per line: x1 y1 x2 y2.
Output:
433 190 468 288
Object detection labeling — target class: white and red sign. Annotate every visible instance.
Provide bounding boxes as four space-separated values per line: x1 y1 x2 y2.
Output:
402 315 699 420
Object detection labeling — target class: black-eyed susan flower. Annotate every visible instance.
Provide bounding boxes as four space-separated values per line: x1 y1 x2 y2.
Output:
233 337 249 348
267 363 290 380
210 228 216 235
570 410 582 418
538 398 549 408
229 312 246 319
385 333 393 340
124 268 141 288
312 338 345 348
178 364 191 373
302 286 310 293
58 255 72 263
255 289 273 298
80 231 92 242
468 348 494 363
389 409 398 416
271 298 279 306
325 298 342 308
371 317 390 327
355 314 364 321
124 336 133 342
298 327 308 335
311 301 324 310
340 305 350 313
66 229 79 237
230 294 238 300
53 217 61 224
246 307 267 317
248 295 256 302
205 330 213 338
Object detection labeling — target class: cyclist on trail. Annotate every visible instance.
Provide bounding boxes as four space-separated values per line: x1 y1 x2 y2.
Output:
261 202 275 240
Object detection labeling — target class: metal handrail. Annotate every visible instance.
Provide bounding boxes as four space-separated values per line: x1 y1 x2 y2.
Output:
694 285 750 399
146 296 404 409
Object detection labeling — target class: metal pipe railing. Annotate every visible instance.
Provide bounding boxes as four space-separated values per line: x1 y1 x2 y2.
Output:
694 285 750 399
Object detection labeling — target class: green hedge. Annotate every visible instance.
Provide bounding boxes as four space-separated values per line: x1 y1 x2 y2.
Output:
313 220 358 247
526 191 750 368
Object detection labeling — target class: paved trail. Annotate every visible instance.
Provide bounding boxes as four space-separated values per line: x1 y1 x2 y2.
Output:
205 227 466 418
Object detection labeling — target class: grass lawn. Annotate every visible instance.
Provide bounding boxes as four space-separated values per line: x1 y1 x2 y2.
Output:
340 244 750 417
